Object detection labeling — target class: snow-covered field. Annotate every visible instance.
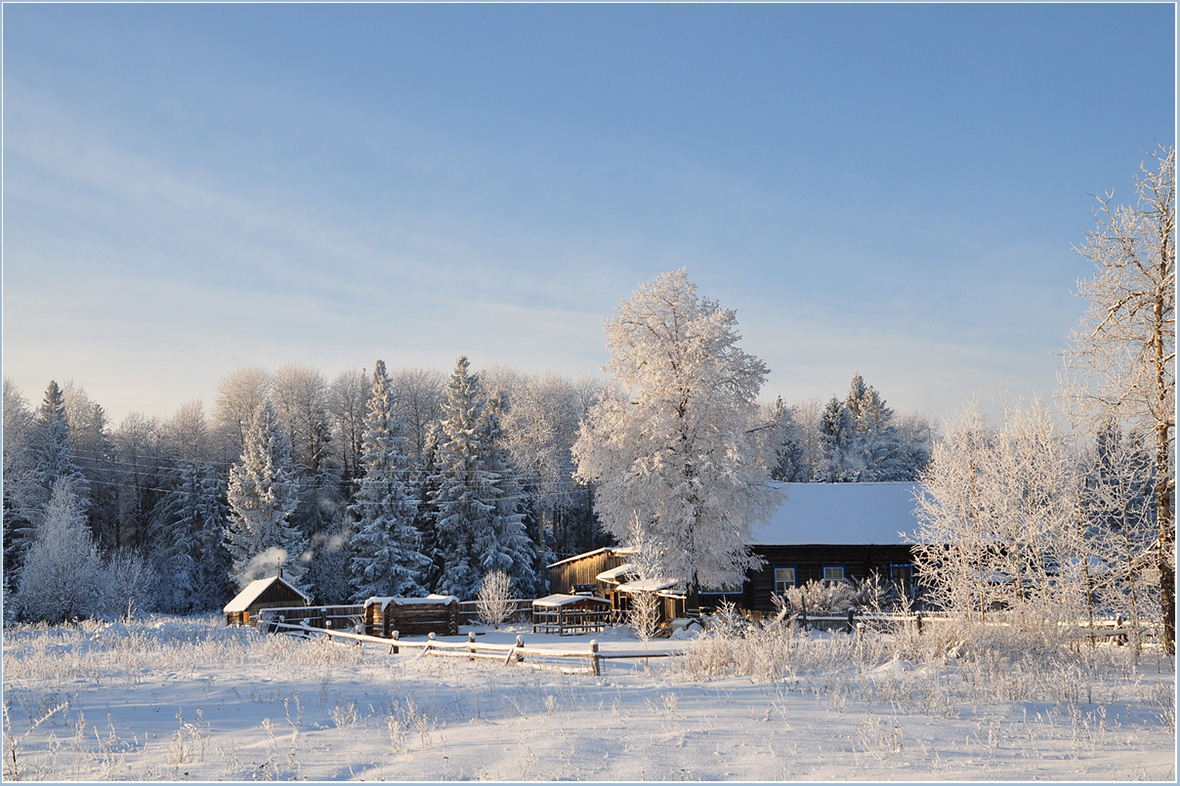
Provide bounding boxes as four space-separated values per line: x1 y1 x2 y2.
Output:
2 614 1175 781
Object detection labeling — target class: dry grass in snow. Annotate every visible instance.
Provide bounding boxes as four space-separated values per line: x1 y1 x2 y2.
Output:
1 614 1174 781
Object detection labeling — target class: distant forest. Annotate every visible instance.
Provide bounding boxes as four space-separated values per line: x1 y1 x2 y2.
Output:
2 363 932 620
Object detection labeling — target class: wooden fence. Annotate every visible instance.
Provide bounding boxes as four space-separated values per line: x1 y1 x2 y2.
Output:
265 618 680 675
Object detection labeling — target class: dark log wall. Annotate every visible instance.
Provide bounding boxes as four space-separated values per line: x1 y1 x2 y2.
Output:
740 544 915 613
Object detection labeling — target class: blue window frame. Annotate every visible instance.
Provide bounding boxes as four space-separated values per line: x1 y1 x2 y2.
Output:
773 566 797 595
822 564 846 583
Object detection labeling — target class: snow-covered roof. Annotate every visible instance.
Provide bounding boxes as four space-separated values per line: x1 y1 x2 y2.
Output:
755 482 921 546
532 593 612 608
616 578 678 594
547 546 636 569
364 595 459 610
595 563 637 583
223 575 310 613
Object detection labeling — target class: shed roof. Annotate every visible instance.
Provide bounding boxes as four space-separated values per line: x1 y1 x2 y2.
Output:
547 546 636 569
364 595 459 610
223 575 310 614
756 482 921 546
533 593 612 608
595 563 637 583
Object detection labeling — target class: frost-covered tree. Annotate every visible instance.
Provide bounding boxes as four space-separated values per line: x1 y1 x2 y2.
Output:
390 366 447 466
1064 146 1175 652
155 462 230 613
474 394 539 594
818 395 856 481
349 360 429 601
911 400 1083 628
329 367 369 501
412 426 445 592
1079 419 1158 649
224 401 307 588
15 478 104 623
3 380 40 604
431 356 494 598
213 366 271 460
572 270 781 596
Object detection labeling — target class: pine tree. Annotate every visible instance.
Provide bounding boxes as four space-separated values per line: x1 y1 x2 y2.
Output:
224 401 307 587
348 360 429 601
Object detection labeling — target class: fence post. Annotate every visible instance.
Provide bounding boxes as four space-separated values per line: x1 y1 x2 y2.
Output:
590 640 600 677
915 611 923 636
856 621 865 644
468 631 476 660
390 630 400 655
846 608 855 634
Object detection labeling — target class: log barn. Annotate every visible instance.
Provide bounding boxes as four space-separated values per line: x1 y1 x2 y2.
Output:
364 595 460 637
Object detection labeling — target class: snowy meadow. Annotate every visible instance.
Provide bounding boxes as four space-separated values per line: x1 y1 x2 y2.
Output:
2 614 1174 781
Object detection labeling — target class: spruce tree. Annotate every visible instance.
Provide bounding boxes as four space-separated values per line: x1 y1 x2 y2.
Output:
475 395 539 595
224 401 307 587
431 356 497 599
348 360 429 601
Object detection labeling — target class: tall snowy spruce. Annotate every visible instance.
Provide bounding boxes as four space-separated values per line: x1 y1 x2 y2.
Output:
224 401 308 588
348 360 430 601
476 395 540 596
572 270 781 597
431 357 537 599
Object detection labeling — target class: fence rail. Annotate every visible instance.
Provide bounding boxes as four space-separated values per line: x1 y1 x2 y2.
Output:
264 618 679 675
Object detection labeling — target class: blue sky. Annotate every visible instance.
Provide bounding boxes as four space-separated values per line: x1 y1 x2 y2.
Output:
3 3 1175 426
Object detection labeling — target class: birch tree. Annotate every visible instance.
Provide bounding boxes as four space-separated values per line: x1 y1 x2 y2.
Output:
572 270 780 597
1064 145 1175 652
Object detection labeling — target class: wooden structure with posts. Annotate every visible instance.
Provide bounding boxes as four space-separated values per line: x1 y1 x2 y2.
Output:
364 595 460 637
531 594 612 635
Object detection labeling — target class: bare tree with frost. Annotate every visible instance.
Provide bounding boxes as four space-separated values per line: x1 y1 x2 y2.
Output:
1063 145 1175 652
573 270 781 599
911 399 1083 630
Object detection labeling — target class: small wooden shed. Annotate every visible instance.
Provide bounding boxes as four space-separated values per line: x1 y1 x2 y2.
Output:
224 574 311 626
364 595 460 637
531 594 612 635
547 547 634 597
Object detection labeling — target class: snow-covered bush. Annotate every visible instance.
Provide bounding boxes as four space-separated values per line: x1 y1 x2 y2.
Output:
476 570 515 628
100 549 160 619
777 576 892 615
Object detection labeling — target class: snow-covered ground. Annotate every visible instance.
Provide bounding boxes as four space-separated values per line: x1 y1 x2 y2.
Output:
2 615 1174 781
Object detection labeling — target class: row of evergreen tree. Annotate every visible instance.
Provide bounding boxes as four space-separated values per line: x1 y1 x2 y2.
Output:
3 362 929 622
770 374 933 483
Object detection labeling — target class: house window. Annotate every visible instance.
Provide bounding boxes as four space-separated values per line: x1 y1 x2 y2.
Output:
822 565 846 583
890 564 913 597
774 567 796 595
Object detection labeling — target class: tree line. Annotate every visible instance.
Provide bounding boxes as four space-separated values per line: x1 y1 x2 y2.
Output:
2 343 926 622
